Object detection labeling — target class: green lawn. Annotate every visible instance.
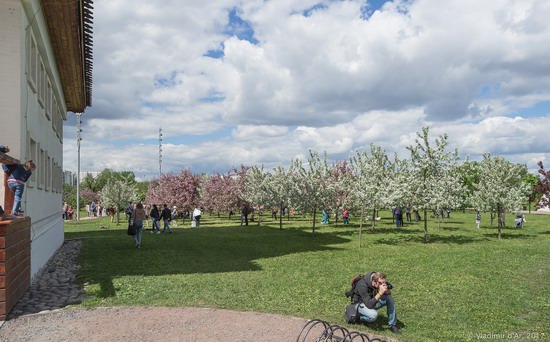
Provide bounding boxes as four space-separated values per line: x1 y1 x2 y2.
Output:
65 211 550 341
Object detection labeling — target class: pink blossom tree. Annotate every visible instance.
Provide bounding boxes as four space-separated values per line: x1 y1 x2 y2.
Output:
146 170 201 213
80 188 100 205
536 161 550 209
201 166 249 218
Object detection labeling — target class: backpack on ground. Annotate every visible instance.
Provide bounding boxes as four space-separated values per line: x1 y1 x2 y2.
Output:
343 274 365 324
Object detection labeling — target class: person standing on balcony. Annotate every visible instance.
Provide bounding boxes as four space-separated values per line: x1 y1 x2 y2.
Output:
2 160 36 216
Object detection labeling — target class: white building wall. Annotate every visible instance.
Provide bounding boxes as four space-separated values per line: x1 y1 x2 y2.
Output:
1 0 68 279
0 1 23 205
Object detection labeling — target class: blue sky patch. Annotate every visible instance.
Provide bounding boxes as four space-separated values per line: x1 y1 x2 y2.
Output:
303 3 328 17
205 48 225 59
154 71 180 88
199 90 225 103
361 0 392 19
516 100 550 118
225 8 259 45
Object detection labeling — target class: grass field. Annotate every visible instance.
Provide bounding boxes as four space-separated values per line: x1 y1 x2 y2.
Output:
64 210 550 341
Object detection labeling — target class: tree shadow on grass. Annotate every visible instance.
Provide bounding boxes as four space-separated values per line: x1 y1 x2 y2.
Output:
436 226 462 231
289 224 425 237
71 225 350 298
375 233 489 245
481 232 536 240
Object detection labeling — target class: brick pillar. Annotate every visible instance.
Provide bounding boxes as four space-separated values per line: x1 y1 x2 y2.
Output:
0 217 31 320
2 172 14 215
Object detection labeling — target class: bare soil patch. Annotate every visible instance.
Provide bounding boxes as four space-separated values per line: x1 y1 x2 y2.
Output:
0 306 310 341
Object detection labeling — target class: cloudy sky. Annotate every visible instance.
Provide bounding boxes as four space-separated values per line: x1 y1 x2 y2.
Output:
63 0 550 180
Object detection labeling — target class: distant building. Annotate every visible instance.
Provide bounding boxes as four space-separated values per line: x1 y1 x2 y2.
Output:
63 170 101 186
0 0 93 278
63 171 76 187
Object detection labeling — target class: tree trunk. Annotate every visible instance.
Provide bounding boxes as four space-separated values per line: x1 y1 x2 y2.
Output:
257 210 261 226
371 208 376 233
312 208 317 234
115 206 120 225
497 204 503 239
359 207 364 248
423 209 428 242
279 203 283 230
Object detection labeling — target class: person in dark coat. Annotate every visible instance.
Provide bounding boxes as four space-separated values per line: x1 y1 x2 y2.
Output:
160 204 172 233
351 271 400 335
149 204 161 234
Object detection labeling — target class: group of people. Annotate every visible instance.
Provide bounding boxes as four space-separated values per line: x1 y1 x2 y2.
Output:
392 207 421 228
85 202 103 217
62 202 76 220
475 211 526 229
320 208 351 225
125 202 203 248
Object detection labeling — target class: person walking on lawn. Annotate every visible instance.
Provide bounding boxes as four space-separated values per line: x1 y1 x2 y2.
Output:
131 202 147 248
149 204 161 234
160 204 172 233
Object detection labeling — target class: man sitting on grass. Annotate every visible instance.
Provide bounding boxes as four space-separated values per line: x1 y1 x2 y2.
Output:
351 271 401 335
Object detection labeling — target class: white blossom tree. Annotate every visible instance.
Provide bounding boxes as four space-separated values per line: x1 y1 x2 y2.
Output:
294 150 336 233
384 153 414 217
470 153 529 238
268 164 299 230
99 179 137 225
347 145 390 245
407 127 463 242
243 165 273 225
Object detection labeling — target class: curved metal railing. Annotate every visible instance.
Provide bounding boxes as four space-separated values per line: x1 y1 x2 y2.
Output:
296 319 387 342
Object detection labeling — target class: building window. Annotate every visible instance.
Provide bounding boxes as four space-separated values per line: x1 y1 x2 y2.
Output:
45 81 52 121
38 148 45 189
38 61 46 108
53 99 63 140
27 138 37 188
46 155 51 191
26 32 38 92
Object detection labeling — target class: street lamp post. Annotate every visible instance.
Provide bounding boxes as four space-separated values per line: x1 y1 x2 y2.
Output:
159 127 162 177
76 113 82 221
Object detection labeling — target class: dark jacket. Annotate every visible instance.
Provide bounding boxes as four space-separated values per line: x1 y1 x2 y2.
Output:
150 207 160 219
352 272 384 309
160 207 171 220
2 164 32 184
